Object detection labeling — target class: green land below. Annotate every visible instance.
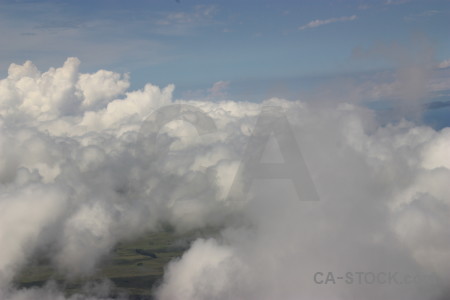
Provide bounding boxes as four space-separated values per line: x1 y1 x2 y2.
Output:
15 228 217 299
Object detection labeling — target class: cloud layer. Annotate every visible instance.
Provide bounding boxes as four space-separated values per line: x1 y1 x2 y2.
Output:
0 58 449 299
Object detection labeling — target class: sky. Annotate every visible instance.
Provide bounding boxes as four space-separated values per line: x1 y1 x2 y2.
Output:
1 0 449 100
2 1 450 300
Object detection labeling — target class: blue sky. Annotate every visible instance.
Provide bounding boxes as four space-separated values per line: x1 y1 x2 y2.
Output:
0 0 449 101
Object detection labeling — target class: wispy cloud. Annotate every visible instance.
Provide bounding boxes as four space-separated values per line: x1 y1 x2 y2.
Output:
385 0 411 5
154 5 217 36
404 10 441 21
299 15 357 30
358 4 371 10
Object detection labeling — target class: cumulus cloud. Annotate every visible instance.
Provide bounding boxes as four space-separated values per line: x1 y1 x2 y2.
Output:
181 80 230 101
438 59 450 69
299 15 357 30
0 58 449 300
208 80 229 99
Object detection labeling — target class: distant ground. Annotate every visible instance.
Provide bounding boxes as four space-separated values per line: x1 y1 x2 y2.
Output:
14 229 217 299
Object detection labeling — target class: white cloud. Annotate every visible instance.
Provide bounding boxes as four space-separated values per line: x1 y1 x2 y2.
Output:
299 15 357 30
0 58 450 300
77 70 130 110
438 59 450 69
